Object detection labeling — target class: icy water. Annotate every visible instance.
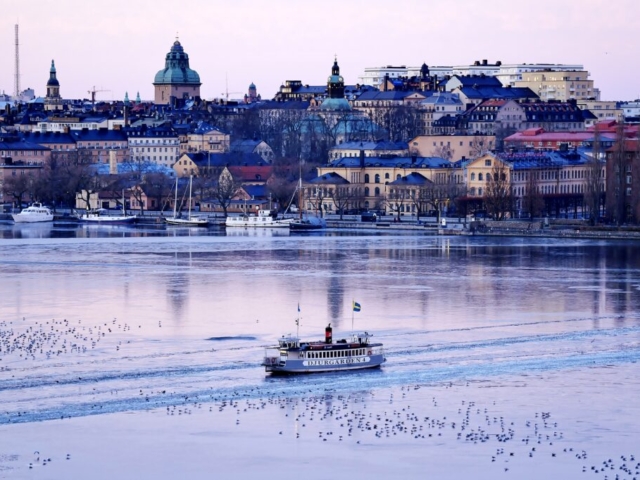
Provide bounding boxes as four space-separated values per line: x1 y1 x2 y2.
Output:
0 224 639 479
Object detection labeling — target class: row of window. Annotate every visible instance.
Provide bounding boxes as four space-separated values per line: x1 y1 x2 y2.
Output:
300 348 369 359
133 147 179 153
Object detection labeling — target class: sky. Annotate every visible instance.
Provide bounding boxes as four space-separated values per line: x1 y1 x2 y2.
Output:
1 0 639 103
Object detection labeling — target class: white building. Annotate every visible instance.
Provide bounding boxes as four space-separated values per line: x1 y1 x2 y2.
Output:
128 128 180 168
620 101 640 120
359 61 585 89
358 65 451 88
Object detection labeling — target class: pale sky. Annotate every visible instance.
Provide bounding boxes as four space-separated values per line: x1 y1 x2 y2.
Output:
1 0 639 102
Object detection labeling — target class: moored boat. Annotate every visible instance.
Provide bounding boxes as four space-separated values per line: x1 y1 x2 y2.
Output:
11 203 54 223
262 324 385 374
225 209 292 228
165 175 209 227
77 209 137 224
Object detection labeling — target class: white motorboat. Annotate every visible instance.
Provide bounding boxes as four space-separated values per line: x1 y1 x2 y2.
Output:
11 203 54 223
225 209 292 228
165 175 209 227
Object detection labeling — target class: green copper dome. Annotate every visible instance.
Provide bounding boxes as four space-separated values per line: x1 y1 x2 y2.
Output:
153 40 201 85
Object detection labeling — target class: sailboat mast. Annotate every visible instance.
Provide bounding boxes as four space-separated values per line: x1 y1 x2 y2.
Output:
173 179 178 218
188 175 193 219
298 161 303 221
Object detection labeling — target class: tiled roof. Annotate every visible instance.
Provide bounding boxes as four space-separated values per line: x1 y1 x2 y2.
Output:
457 86 538 100
21 131 77 144
331 156 453 168
497 150 593 169
227 165 273 182
388 172 432 186
307 172 350 185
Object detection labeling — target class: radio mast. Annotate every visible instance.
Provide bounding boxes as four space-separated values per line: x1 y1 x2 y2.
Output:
14 24 20 99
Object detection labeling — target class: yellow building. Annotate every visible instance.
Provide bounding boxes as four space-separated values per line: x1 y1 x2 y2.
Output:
313 154 463 214
515 70 598 101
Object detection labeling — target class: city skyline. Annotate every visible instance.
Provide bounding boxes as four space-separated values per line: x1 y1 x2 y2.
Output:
1 0 639 102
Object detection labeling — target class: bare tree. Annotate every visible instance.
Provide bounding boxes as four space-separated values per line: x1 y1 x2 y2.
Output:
469 135 491 158
431 144 455 161
330 185 359 220
2 170 35 208
213 168 240 218
305 184 332 218
608 122 628 225
386 187 408 221
584 128 604 225
522 170 544 220
483 163 513 220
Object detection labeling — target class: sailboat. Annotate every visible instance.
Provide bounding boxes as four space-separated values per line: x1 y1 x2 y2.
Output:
289 175 326 231
78 190 137 224
165 175 209 227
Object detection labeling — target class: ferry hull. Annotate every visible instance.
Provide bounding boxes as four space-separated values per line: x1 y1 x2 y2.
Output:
264 354 386 374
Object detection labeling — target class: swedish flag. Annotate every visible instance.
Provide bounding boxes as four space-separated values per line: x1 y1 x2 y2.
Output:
353 301 361 312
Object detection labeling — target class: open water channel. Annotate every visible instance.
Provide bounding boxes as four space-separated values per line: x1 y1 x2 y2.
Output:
0 224 639 479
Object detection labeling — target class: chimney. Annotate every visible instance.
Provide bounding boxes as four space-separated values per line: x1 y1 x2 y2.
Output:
359 149 365 168
109 150 117 174
482 59 488 66
411 154 417 164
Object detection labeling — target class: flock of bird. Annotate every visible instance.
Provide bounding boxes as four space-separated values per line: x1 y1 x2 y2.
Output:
1 317 637 479
0 317 137 364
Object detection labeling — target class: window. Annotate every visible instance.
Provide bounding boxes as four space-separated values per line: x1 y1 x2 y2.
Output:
375 174 380 184
364 174 370 183
471 173 476 181
374 187 380 196
485 159 492 166
478 173 483 181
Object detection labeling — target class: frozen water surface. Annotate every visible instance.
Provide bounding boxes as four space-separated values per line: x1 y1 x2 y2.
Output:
0 226 639 479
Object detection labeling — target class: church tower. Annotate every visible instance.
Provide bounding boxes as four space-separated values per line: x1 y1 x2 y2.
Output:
327 57 345 99
319 57 351 111
44 60 63 112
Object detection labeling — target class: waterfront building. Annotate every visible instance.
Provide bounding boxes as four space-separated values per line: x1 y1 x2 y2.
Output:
605 139 640 224
311 152 459 214
0 137 50 205
153 39 201 106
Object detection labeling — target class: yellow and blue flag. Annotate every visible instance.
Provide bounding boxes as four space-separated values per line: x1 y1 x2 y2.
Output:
353 301 361 312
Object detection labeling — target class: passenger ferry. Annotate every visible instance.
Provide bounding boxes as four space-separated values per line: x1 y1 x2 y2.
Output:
262 324 385 374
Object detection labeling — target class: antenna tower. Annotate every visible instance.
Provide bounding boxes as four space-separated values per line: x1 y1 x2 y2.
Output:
14 24 21 99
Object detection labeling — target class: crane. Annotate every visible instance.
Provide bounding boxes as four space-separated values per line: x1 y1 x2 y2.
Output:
220 90 243 101
87 86 110 108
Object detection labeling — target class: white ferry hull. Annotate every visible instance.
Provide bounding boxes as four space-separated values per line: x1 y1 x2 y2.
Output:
79 215 136 224
265 354 386 374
